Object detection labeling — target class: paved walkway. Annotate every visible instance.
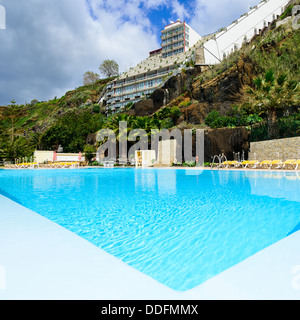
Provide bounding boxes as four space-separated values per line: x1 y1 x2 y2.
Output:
0 194 299 300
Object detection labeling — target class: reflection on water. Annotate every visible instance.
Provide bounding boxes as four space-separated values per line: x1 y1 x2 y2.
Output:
245 171 300 203
135 169 177 195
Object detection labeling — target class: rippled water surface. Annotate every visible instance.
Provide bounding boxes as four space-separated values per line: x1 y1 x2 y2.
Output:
1 168 300 290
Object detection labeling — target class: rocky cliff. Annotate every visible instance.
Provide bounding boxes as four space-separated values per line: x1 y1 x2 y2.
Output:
129 54 257 121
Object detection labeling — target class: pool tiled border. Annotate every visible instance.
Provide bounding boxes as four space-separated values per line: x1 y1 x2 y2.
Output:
0 175 300 300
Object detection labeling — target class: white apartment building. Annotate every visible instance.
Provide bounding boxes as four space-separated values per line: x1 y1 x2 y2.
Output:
161 20 202 58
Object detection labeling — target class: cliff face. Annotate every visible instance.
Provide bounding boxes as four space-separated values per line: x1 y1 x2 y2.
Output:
192 54 256 103
128 66 203 116
129 54 257 122
184 54 257 124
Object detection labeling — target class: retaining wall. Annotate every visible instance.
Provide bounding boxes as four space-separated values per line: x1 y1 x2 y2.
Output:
249 136 300 161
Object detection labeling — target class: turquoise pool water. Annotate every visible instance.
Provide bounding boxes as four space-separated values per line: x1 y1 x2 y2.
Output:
0 168 300 291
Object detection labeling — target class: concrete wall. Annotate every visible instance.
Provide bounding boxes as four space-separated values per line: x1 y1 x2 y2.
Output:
186 22 202 47
249 137 300 161
34 151 85 163
34 150 54 163
204 0 290 64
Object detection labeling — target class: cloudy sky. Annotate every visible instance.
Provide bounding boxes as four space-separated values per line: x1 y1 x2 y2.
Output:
0 0 259 106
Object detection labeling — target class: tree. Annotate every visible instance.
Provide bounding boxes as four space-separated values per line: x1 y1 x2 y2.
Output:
1 137 33 163
83 144 96 163
99 59 119 77
83 71 100 85
41 110 105 153
29 132 44 150
248 69 299 138
2 100 23 143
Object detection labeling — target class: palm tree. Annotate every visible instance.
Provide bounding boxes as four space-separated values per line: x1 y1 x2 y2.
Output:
248 69 299 138
106 114 133 138
29 132 44 150
131 116 161 135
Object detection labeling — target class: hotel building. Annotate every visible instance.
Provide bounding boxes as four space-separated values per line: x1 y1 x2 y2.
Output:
161 20 202 58
99 20 202 113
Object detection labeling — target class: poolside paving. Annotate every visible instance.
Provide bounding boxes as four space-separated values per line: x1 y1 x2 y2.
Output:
0 194 299 300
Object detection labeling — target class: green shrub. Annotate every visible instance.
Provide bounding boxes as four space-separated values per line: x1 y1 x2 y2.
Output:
92 104 100 113
183 161 196 167
83 144 95 163
280 5 293 20
205 109 263 128
170 106 182 119
246 114 263 125
178 100 192 108
204 110 221 127
160 117 174 129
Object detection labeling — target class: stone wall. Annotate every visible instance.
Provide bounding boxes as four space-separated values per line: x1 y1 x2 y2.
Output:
249 137 300 161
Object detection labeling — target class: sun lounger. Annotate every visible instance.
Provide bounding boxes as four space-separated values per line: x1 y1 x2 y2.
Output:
241 160 259 169
293 160 300 170
4 164 16 169
258 160 272 169
268 160 282 169
282 159 296 170
221 160 241 168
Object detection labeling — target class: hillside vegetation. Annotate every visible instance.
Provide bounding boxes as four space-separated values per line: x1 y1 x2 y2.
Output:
0 4 299 163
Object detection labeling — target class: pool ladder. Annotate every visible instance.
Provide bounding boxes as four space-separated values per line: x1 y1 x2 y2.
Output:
211 153 227 170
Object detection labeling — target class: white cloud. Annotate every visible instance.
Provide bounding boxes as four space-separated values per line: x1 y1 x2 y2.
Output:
171 0 190 21
0 0 159 105
0 0 262 105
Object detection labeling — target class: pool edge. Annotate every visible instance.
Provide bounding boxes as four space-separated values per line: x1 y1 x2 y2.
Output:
0 193 299 300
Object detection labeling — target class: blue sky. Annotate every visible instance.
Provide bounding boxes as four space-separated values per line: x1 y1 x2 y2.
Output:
0 0 260 105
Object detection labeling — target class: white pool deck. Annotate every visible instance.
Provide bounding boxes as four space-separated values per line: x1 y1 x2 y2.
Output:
0 193 300 300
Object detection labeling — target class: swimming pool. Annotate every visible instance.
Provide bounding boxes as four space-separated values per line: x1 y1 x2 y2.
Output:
0 168 299 291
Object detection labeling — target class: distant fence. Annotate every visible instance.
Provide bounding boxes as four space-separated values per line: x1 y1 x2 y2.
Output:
250 116 300 142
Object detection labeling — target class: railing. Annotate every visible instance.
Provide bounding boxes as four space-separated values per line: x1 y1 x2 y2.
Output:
211 154 221 169
211 153 228 169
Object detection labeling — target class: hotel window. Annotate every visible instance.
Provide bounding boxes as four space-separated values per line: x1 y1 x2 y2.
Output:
125 85 134 93
146 80 154 88
116 87 123 95
136 82 144 90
